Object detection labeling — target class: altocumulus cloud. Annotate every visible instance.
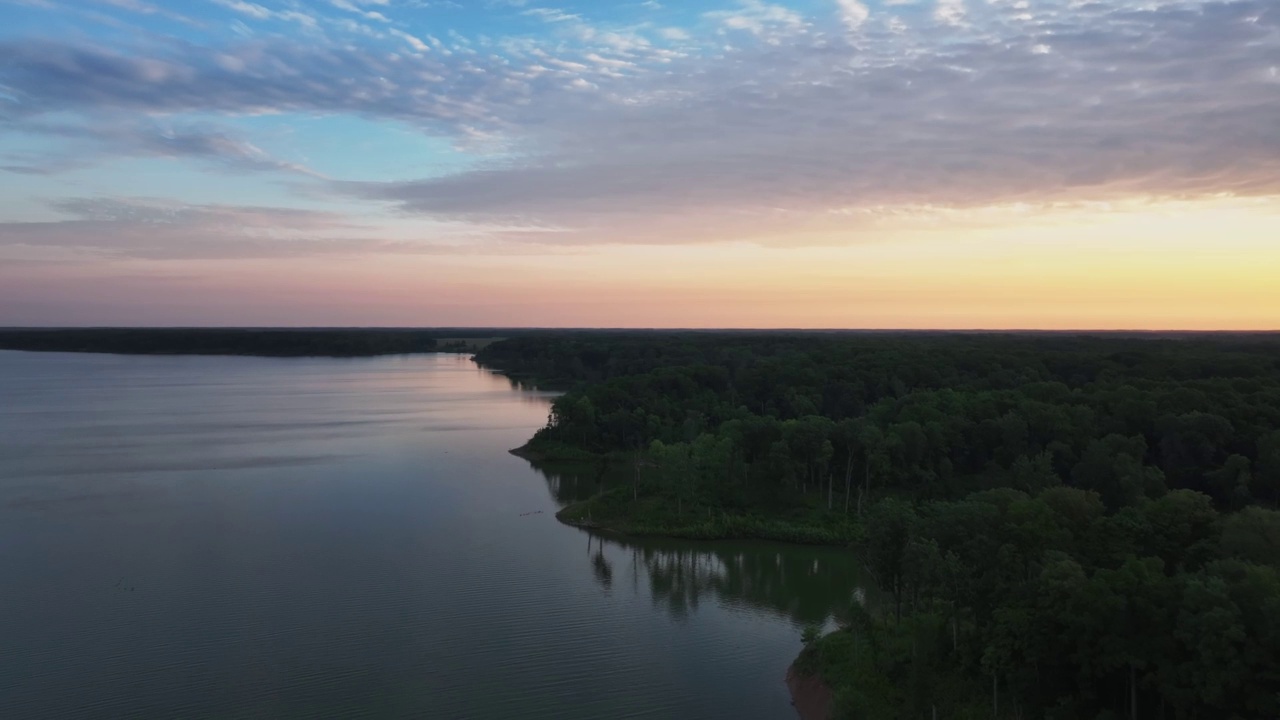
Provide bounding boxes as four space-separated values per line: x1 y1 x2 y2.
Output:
337 0 1280 243
1 0 1278 248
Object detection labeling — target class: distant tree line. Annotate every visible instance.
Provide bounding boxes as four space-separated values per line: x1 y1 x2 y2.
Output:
0 328 450 356
478 332 1280 719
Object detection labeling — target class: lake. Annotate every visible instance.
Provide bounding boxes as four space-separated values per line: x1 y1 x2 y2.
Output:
0 351 867 719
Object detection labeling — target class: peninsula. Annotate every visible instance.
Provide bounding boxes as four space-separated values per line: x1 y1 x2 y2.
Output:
479 331 1280 720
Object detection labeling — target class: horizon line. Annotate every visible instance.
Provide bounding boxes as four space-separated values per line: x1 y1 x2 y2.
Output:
3 326 1279 335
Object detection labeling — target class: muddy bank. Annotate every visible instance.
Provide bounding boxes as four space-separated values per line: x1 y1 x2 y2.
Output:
786 663 832 720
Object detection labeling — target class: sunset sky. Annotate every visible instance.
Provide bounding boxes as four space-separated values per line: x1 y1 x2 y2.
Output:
1 0 1277 328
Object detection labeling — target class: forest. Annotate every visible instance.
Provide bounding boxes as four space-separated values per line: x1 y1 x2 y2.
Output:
477 332 1280 719
0 328 466 356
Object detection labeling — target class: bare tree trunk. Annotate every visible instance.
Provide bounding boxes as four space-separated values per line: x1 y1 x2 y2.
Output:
894 578 902 625
993 673 998 719
844 451 853 514
861 455 871 516
827 472 833 510
724 443 734 494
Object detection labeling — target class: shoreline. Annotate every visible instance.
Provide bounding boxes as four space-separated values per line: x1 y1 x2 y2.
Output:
553 496 842 719
511 444 854 718
508 442 603 464
551 491 861 546
508 444 541 461
786 662 834 720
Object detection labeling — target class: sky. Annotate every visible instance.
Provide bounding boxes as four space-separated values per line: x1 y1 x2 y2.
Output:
0 0 1277 328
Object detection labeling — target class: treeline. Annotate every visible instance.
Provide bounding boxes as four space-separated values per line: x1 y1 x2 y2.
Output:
479 333 1280 512
0 328 446 356
478 332 1280 718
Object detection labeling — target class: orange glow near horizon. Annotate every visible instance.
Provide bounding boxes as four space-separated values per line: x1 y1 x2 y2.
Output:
4 196 1278 330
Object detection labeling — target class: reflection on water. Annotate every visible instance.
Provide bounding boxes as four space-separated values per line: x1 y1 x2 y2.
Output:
535 462 874 628
578 530 872 629
531 458 627 505
588 533 615 590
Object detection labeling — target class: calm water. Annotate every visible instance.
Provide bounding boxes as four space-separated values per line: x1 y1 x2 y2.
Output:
0 351 867 719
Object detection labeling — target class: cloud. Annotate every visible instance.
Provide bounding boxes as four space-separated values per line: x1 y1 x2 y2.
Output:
389 28 430 51
212 0 272 20
2 0 1278 249
0 197 548 260
522 7 581 23
1 119 322 176
91 0 199 24
835 0 870 29
329 0 389 23
0 36 639 137
706 0 806 37
0 198 364 260
934 0 964 26
209 0 319 28
329 0 1280 243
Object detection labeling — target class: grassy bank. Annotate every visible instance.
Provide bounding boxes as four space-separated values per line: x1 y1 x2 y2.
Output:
554 486 862 545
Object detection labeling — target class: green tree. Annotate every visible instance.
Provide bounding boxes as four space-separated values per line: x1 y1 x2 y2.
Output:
1255 430 1280 504
1219 507 1280 567
863 499 917 623
1141 490 1220 573
1072 434 1164 510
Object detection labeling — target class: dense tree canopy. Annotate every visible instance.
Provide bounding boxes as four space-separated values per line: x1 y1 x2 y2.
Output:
479 332 1280 719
